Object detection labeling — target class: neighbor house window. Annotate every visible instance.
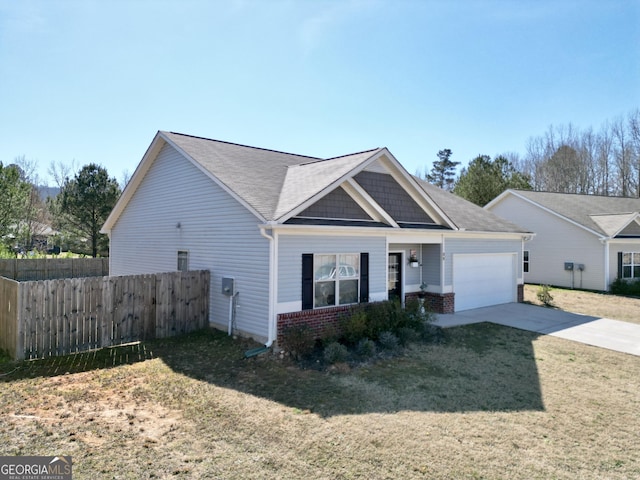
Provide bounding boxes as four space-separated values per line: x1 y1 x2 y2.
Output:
177 251 189 272
622 252 640 279
301 253 369 310
523 250 529 273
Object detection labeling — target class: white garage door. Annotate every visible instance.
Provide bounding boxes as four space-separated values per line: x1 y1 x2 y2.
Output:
453 253 516 312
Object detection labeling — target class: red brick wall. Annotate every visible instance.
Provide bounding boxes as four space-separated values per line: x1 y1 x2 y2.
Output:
404 292 455 314
517 284 524 303
277 305 360 346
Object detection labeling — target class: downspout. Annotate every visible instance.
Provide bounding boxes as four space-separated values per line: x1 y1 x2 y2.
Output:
260 225 277 347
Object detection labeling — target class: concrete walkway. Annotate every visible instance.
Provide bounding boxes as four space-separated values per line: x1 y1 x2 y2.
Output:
434 302 640 357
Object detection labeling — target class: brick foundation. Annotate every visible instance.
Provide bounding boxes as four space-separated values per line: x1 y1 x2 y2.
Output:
517 283 524 303
405 292 455 314
277 305 361 346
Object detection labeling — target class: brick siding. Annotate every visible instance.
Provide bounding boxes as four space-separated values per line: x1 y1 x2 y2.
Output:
277 305 360 346
404 292 455 314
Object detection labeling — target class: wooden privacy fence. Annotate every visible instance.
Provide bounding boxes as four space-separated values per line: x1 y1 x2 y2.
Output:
0 258 109 281
0 270 210 361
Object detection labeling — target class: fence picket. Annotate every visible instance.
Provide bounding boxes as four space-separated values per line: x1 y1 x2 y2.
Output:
1 270 209 360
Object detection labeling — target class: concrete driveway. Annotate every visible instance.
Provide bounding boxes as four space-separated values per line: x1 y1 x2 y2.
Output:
434 302 640 357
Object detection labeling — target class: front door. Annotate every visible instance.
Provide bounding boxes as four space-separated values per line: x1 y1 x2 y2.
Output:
388 253 402 301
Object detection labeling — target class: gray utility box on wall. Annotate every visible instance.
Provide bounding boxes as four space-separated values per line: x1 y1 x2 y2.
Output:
222 277 235 296
564 262 574 271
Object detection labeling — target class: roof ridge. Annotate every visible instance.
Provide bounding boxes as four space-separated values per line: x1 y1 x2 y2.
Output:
515 189 640 200
292 147 381 167
325 147 381 161
165 131 322 161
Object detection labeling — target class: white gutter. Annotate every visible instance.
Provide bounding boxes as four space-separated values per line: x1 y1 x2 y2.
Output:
260 225 278 347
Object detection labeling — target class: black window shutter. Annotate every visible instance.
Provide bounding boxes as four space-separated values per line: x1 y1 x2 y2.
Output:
360 253 369 303
302 254 314 310
618 252 623 278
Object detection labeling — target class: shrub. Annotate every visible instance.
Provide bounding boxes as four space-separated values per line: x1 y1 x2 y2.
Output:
378 331 399 351
323 342 349 364
356 338 376 358
281 324 315 360
610 277 640 296
340 309 368 344
397 326 419 346
537 284 554 306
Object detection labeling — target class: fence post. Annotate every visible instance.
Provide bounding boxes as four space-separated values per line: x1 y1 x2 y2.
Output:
101 276 113 348
15 282 24 361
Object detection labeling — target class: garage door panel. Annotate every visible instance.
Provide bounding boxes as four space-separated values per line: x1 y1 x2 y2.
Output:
453 254 515 311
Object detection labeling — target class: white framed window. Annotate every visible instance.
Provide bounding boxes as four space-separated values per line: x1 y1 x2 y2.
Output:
313 253 360 308
622 252 640 279
177 250 189 272
523 250 529 273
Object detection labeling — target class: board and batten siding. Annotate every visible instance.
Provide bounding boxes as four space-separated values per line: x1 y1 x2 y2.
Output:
490 196 606 290
443 237 522 287
276 234 387 311
109 143 270 340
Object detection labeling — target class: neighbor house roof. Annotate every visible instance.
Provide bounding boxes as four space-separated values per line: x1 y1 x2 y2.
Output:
487 189 640 237
415 179 529 233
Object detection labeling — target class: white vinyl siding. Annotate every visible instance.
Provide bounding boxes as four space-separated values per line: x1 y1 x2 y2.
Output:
421 244 441 286
277 234 386 308
109 143 270 340
490 196 607 290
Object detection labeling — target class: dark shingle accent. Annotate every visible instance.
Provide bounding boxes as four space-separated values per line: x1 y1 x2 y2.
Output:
354 171 435 224
297 187 371 220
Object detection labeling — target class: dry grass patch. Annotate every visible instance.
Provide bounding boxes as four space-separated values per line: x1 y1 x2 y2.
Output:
0 326 638 479
524 284 640 324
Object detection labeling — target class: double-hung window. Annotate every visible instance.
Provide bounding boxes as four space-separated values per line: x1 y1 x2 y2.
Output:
302 252 369 310
177 251 189 272
621 252 640 279
314 254 360 307
523 250 529 273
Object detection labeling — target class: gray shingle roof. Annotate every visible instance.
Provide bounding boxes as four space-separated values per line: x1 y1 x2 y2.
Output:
415 179 530 233
162 131 528 233
509 190 640 236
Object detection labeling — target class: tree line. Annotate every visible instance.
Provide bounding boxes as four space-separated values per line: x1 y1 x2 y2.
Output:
3 108 638 256
0 160 121 258
423 108 640 205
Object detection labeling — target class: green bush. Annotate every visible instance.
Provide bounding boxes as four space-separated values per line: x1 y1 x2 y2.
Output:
397 326 419 346
536 285 554 306
339 299 435 345
356 338 376 358
340 309 369 344
378 331 399 351
323 342 349 364
281 324 316 360
610 277 640 296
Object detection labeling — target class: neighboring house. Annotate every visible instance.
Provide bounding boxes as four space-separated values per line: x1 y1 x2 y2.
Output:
486 189 640 291
102 131 530 345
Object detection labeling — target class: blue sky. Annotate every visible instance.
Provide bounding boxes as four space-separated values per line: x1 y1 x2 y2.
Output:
1 0 639 186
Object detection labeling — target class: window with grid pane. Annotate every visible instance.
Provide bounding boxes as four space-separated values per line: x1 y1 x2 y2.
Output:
622 252 640 279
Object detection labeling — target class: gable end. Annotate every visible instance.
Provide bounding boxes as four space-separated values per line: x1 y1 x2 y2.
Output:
296 186 372 221
354 171 435 225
